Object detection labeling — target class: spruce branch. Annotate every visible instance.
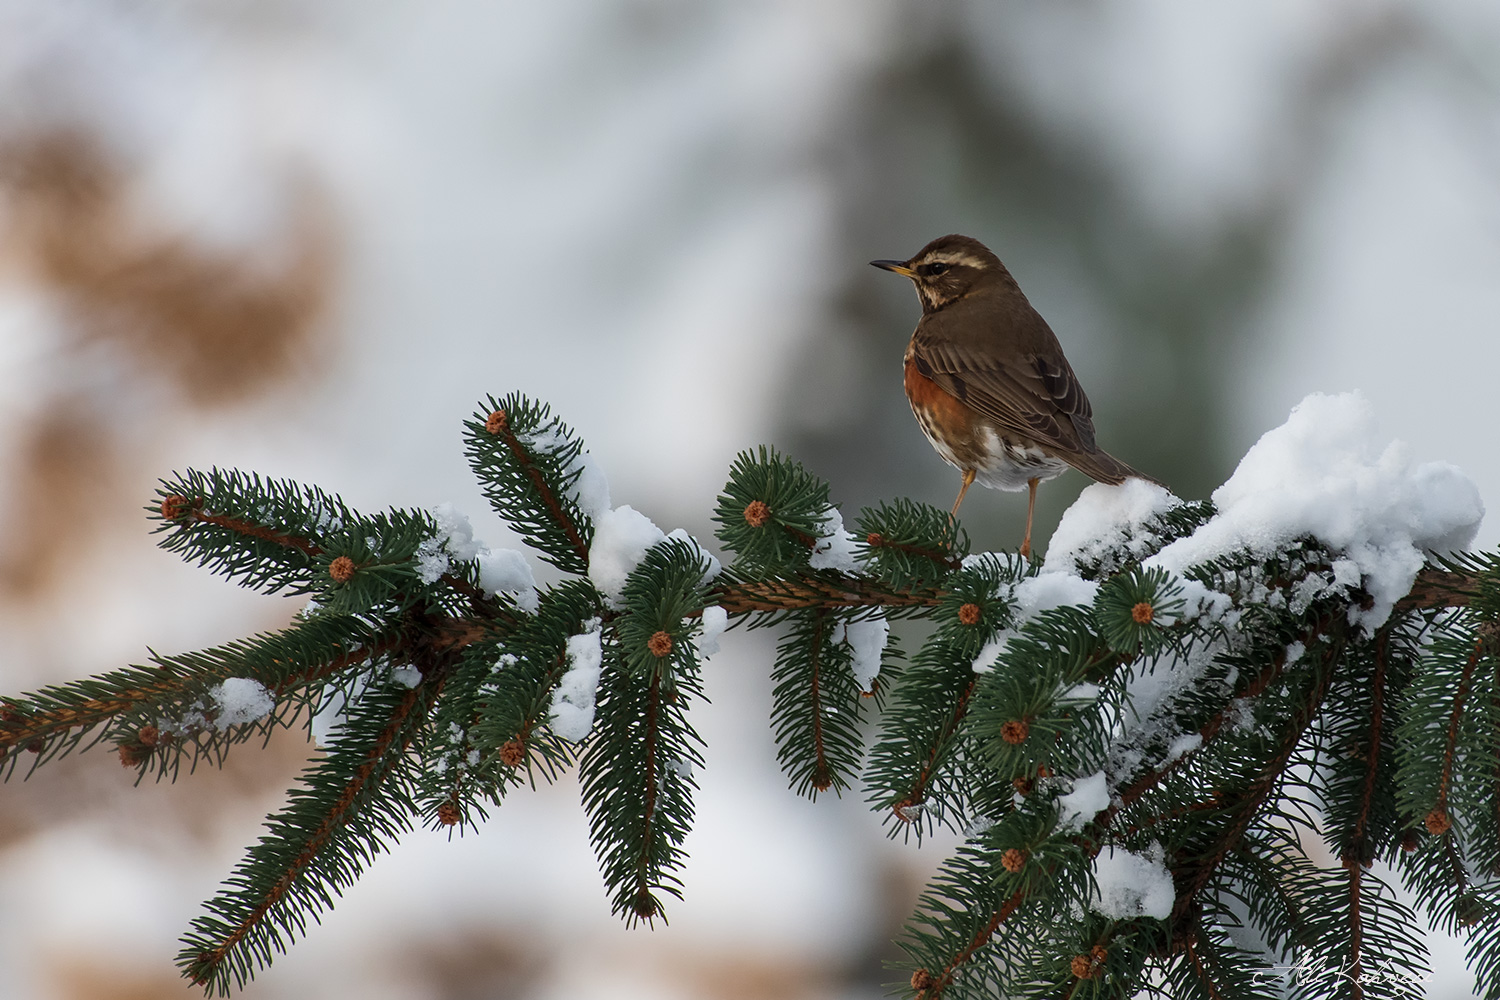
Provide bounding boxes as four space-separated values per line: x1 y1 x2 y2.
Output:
464 393 595 575
1345 628 1391 868
7 391 1500 999
1169 627 1346 927
179 676 443 994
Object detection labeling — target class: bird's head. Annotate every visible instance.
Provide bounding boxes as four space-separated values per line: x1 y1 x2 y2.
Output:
870 234 1006 313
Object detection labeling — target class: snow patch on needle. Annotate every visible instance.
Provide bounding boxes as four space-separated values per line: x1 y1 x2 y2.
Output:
549 623 604 741
1090 843 1175 921
809 506 862 573
209 678 275 729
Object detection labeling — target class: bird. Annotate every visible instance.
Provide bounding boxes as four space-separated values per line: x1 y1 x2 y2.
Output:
871 234 1158 560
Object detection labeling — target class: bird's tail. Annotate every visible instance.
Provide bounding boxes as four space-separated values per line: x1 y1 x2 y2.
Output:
1072 448 1167 490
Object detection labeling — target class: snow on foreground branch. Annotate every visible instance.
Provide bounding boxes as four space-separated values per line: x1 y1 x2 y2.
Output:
0 389 1496 1000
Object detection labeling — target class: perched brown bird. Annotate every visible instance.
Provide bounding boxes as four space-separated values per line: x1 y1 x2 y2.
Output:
872 234 1157 559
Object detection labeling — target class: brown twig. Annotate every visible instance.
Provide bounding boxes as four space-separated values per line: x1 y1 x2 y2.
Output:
710 574 943 614
807 611 832 791
1395 567 1478 613
187 511 323 557
916 889 1028 999
865 532 963 572
1346 628 1389 864
1347 861 1366 999
892 675 979 822
1182 934 1225 1000
0 635 401 752
1434 638 1484 816
631 671 662 921
493 423 590 569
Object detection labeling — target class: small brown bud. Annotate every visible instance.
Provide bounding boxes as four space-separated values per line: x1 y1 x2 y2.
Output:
1091 945 1108 963
484 409 507 434
160 495 192 521
632 893 660 920
743 500 770 527
647 631 673 658
958 602 982 626
812 775 833 792
1131 601 1154 624
1037 765 1052 778
1071 954 1094 979
328 555 356 583
138 725 160 747
1401 829 1420 853
1000 719 1029 745
1001 848 1028 873
1012 777 1033 796
1425 809 1452 836
499 740 525 768
118 743 148 767
436 801 461 826
910 968 935 992
866 531 883 546
25 738 44 754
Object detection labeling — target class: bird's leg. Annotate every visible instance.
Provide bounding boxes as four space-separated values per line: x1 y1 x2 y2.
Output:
950 468 977 520
1019 477 1039 560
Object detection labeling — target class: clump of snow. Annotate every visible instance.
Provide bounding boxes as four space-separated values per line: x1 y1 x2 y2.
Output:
844 614 888 693
1175 578 1236 625
809 506 861 573
415 503 482 583
209 678 275 729
569 450 612 520
1013 573 1100 618
1090 843 1175 920
969 573 1101 671
587 505 667 609
1161 732 1202 766
666 527 722 581
549 623 604 741
389 666 422 688
697 605 729 658
587 509 722 610
1057 770 1111 831
1147 392 1483 629
478 548 540 613
971 633 1013 674
414 503 540 612
1044 478 1181 575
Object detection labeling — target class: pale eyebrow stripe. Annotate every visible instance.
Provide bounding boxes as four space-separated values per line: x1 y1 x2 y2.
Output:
921 252 985 267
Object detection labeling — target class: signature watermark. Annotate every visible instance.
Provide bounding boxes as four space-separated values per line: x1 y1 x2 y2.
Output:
1249 956 1432 998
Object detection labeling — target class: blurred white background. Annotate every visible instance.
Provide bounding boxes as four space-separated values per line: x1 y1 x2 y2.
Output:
0 1 1496 997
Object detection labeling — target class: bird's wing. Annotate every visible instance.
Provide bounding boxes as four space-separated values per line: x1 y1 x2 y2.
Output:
911 311 1099 458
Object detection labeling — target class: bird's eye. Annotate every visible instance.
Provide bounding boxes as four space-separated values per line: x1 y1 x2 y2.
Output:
924 262 950 277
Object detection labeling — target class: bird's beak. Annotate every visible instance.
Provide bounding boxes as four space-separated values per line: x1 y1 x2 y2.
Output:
870 259 916 277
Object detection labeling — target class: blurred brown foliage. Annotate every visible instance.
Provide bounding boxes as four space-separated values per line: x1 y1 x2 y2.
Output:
0 131 336 597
